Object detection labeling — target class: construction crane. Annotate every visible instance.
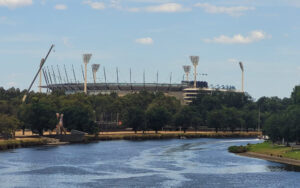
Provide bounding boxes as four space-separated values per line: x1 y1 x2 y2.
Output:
22 44 55 103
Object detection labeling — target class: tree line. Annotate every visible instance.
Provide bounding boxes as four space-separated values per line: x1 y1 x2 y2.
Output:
0 86 300 142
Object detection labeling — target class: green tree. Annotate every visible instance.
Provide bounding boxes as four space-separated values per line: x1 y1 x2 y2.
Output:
0 114 20 139
62 104 98 134
18 101 56 136
146 106 171 133
207 110 225 133
122 106 145 133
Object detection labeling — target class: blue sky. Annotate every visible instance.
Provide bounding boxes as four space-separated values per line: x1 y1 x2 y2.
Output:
0 0 300 99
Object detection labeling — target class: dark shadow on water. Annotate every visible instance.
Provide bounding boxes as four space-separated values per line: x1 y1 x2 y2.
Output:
267 164 300 172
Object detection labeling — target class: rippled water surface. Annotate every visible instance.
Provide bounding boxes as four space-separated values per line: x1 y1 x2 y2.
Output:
1 138 300 188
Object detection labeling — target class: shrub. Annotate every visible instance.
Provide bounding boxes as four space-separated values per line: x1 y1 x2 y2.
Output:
228 145 249 153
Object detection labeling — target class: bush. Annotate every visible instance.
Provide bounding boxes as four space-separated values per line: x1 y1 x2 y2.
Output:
228 145 249 153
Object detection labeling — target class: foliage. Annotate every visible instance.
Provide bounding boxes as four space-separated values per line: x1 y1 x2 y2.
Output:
146 106 171 133
228 145 249 153
18 100 56 136
0 114 20 139
122 106 146 133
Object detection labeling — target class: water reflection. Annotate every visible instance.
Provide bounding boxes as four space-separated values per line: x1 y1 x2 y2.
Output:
0 138 300 188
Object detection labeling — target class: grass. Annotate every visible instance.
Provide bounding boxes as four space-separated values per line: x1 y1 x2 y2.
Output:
85 131 261 142
0 138 49 151
246 142 300 160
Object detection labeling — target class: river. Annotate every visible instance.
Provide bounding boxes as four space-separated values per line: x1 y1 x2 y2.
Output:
0 138 300 188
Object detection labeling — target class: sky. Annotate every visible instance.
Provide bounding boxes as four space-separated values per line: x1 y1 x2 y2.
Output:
0 0 300 100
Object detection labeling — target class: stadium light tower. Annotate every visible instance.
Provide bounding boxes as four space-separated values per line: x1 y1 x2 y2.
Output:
92 64 100 84
183 65 191 82
83 54 92 94
239 61 244 92
190 56 199 88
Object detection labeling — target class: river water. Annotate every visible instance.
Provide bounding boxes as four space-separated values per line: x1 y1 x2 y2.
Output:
0 138 300 188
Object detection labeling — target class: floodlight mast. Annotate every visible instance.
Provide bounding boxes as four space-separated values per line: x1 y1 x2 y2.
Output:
83 54 92 94
92 64 100 84
22 44 54 103
190 56 199 88
183 65 191 82
239 62 244 92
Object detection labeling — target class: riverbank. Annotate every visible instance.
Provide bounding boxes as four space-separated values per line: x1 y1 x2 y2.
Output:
230 142 300 166
1 131 261 151
0 138 49 151
85 131 261 142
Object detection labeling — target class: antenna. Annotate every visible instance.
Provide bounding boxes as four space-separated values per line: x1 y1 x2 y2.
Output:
64 64 70 83
42 69 49 92
81 65 85 82
42 68 49 86
91 64 100 84
116 67 119 84
130 68 132 84
39 59 44 93
143 70 145 88
190 56 199 88
83 53 92 94
104 67 107 83
57 65 63 84
51 65 57 84
183 65 191 82
46 66 53 85
72 64 77 83
239 62 244 92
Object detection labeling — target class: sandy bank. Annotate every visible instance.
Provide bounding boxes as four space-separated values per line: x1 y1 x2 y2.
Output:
239 152 300 166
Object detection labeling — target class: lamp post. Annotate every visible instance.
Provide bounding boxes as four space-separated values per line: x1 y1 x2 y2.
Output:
83 54 92 94
239 62 244 92
190 56 199 88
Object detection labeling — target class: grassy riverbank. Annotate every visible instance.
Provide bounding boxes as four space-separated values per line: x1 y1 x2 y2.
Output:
0 131 260 151
229 142 300 166
85 131 261 142
0 138 49 151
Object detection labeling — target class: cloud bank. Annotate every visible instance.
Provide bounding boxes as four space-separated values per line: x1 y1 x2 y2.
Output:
204 31 269 44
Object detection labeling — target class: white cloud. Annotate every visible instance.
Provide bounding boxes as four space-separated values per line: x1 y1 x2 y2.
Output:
128 3 189 13
194 3 255 16
204 30 269 44
0 0 32 8
55 4 67 10
145 3 189 12
135 37 153 45
83 0 105 10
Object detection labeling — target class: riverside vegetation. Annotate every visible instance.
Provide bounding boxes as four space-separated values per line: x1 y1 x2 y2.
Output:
1 85 300 143
229 142 300 161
